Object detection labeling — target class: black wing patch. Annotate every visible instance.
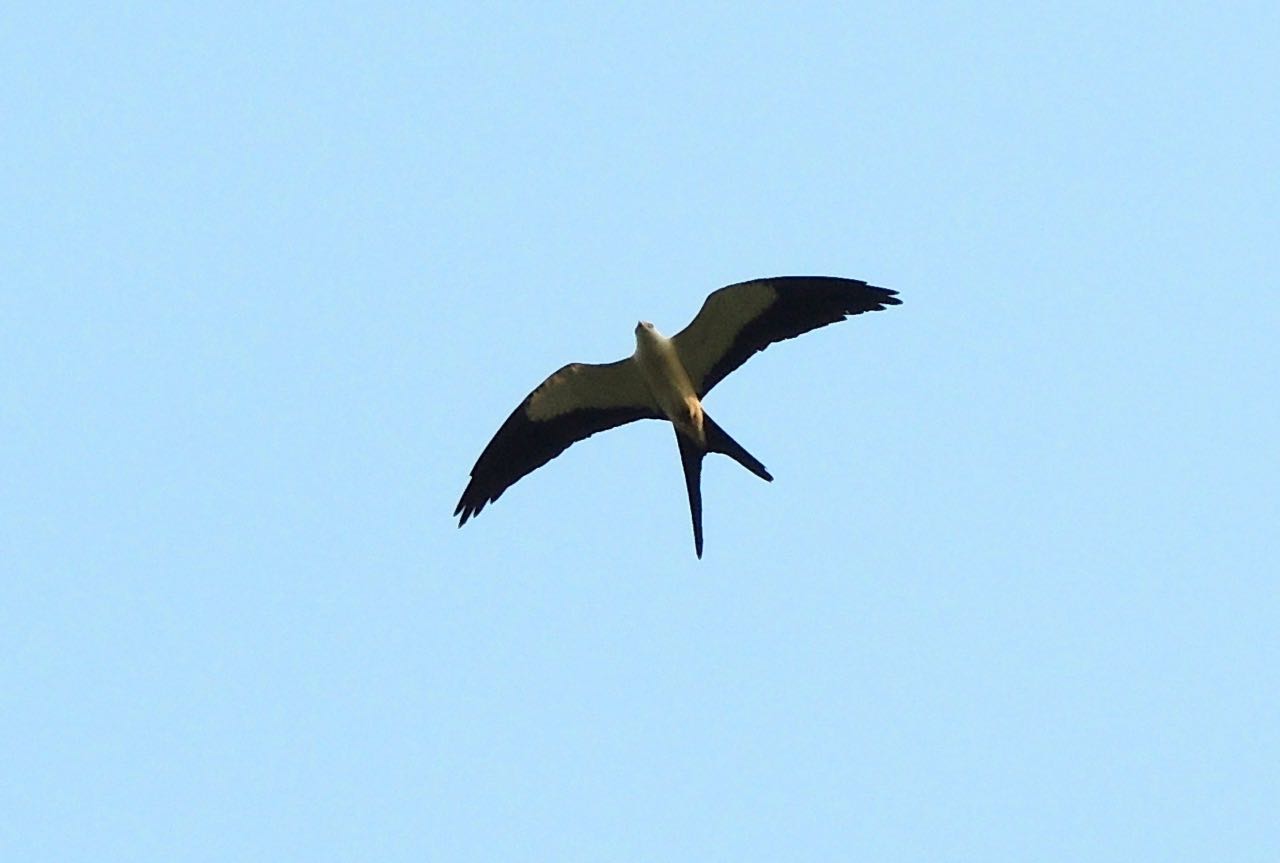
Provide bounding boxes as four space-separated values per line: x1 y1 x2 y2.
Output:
690 276 900 396
454 374 659 526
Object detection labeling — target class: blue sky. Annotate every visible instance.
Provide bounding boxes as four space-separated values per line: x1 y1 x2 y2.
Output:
4 3 1278 860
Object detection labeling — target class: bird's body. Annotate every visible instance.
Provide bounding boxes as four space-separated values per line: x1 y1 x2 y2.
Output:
634 323 704 445
455 276 900 557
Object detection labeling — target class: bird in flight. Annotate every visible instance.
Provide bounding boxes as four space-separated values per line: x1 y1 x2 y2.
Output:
454 276 900 557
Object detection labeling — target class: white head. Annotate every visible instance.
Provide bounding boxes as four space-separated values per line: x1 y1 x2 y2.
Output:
634 320 661 347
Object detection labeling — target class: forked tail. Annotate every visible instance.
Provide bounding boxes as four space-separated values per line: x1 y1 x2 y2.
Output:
676 430 705 558
674 414 772 558
703 414 772 482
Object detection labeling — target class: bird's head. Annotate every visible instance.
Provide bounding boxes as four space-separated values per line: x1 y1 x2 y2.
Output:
634 320 658 345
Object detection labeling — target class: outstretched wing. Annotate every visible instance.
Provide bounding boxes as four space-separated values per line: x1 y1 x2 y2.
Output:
671 276 900 396
455 358 660 525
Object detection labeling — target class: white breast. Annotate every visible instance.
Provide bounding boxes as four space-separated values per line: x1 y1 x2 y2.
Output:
634 327 704 441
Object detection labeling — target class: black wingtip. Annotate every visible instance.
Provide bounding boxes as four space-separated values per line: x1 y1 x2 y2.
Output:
454 491 482 527
857 283 900 310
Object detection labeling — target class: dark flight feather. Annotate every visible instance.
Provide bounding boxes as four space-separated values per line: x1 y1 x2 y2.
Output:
678 276 900 397
454 363 659 525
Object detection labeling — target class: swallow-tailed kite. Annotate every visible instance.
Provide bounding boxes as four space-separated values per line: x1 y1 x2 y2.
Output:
454 276 900 557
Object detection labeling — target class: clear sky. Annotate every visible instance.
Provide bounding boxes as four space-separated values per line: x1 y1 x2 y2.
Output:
4 3 1278 860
